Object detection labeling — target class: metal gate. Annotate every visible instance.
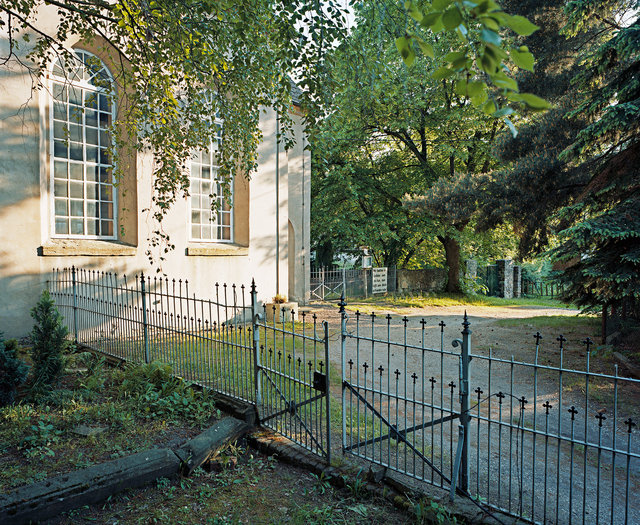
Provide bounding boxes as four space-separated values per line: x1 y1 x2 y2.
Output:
339 301 470 497
253 299 332 461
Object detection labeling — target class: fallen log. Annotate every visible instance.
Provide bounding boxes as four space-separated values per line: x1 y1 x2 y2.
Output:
174 416 250 475
0 448 181 525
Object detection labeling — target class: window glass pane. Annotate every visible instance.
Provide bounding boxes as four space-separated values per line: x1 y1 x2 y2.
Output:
52 83 66 102
202 225 212 239
55 218 69 234
101 220 113 236
99 167 110 183
86 146 98 163
87 219 98 235
86 110 98 128
99 148 109 164
54 199 68 216
86 183 97 199
69 163 83 180
69 107 83 125
70 182 83 198
100 184 112 201
221 227 231 241
99 94 109 112
70 200 84 217
69 124 82 142
54 141 67 159
69 86 82 106
86 165 97 181
86 127 98 145
84 91 97 109
54 161 67 179
53 102 67 121
54 121 67 140
100 202 113 219
191 225 200 239
100 130 109 146
99 112 111 128
69 142 83 161
70 219 84 235
54 180 68 197
87 201 97 218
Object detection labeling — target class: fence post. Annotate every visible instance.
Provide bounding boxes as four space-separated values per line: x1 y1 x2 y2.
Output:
339 293 347 453
251 279 262 405
140 274 150 364
342 267 346 298
459 312 471 492
71 266 78 344
321 267 325 300
323 320 331 464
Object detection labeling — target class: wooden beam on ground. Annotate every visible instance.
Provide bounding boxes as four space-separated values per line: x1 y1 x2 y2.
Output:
0 448 180 525
174 417 250 476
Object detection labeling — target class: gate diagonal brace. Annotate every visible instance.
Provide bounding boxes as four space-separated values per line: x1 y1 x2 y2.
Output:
342 382 454 487
343 413 460 451
258 371 327 455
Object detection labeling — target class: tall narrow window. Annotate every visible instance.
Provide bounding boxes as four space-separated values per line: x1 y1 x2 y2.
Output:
50 50 116 239
189 118 233 242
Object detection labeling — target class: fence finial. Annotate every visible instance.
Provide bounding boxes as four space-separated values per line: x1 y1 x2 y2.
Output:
338 292 346 314
251 278 256 294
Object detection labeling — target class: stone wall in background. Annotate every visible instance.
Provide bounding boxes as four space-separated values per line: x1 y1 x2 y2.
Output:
513 265 522 298
397 268 448 294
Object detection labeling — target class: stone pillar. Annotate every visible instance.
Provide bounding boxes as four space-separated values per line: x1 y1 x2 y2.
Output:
465 259 478 279
513 265 522 298
496 259 514 299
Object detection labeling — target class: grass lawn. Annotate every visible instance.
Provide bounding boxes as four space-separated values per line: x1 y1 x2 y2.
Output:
342 293 572 312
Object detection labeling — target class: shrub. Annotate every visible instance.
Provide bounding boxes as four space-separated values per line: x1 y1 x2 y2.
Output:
0 333 29 406
30 290 68 389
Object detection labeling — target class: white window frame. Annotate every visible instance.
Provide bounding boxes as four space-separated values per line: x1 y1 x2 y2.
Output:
188 115 234 243
48 49 117 240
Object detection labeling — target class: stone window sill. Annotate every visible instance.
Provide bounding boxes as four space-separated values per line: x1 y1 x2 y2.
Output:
185 243 249 257
38 239 137 257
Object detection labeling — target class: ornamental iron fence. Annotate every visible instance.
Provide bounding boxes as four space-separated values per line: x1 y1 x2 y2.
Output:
310 266 396 301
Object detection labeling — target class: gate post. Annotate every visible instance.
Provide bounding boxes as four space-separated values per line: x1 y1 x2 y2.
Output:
71 266 78 344
339 293 347 452
459 312 471 492
251 279 262 405
140 274 150 363
323 320 332 464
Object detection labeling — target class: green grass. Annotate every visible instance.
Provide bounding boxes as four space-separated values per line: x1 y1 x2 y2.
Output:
344 293 573 312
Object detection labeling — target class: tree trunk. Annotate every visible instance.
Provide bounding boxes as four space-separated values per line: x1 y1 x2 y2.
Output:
439 235 462 293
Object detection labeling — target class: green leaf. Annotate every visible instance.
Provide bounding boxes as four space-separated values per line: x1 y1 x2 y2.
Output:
493 74 518 91
479 53 496 74
442 6 463 30
405 1 423 22
420 11 442 28
415 38 435 58
510 49 535 71
519 93 551 109
454 79 467 96
432 0 453 10
479 15 500 31
432 66 456 80
502 14 539 36
483 100 496 114
395 36 415 67
444 51 465 62
466 81 484 98
470 89 488 107
480 28 501 46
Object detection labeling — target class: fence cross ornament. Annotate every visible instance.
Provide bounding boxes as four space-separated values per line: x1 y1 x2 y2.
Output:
595 412 607 426
625 418 636 433
568 405 578 420
497 391 506 404
543 401 553 414
583 337 593 352
439 321 446 332
557 334 567 349
534 332 543 345
411 372 418 384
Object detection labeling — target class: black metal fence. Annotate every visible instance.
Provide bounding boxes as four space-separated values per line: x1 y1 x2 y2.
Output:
49 267 331 460
339 302 639 524
522 278 564 298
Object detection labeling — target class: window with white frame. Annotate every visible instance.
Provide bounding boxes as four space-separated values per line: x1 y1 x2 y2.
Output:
50 50 116 239
189 118 233 242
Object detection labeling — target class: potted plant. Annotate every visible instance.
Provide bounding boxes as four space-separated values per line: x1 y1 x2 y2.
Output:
264 294 298 323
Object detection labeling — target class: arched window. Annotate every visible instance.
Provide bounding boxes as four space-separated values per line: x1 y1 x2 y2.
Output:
50 50 116 239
